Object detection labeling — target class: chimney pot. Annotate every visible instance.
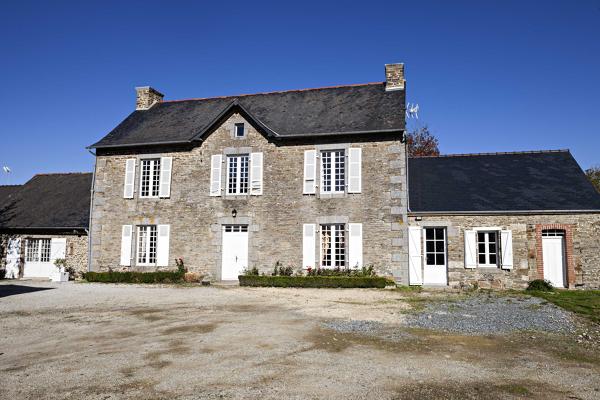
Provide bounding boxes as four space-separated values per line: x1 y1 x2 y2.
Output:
385 63 405 91
135 86 164 110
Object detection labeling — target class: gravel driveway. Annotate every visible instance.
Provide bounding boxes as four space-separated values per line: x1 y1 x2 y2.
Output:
1 282 599 400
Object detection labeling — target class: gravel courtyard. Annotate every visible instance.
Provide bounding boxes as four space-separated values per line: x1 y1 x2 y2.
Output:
1 282 599 400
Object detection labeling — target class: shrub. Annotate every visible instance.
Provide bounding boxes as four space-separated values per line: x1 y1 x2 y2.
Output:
84 270 185 284
242 266 260 276
306 264 376 277
183 272 203 283
526 279 554 292
238 275 389 288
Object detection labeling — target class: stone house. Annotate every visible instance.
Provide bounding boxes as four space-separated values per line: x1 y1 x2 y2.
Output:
0 173 92 279
87 63 600 288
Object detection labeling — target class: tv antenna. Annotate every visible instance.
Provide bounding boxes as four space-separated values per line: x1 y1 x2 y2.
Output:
2 166 11 174
406 103 419 119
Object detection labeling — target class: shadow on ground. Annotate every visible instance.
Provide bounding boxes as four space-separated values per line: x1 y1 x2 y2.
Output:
0 284 54 298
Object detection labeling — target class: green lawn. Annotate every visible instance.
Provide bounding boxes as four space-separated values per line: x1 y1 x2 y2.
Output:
528 290 600 324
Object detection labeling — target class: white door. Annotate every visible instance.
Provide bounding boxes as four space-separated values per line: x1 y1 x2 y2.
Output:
542 236 566 288
221 225 249 280
423 227 448 285
23 238 55 278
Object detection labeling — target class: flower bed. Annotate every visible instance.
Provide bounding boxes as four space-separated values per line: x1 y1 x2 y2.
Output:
238 275 389 288
84 270 185 284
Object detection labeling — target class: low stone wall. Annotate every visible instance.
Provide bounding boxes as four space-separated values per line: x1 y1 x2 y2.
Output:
408 213 600 289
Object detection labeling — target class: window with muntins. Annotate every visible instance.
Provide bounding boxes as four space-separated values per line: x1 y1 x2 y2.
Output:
140 159 161 198
227 154 249 195
425 228 446 266
477 231 499 267
137 225 157 265
320 224 346 267
25 239 51 262
321 150 345 193
234 123 245 137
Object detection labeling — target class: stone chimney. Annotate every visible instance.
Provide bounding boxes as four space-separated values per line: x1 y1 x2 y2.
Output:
135 86 164 110
385 63 405 91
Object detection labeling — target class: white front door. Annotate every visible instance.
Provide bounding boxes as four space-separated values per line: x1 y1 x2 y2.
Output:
221 225 249 280
542 236 566 288
423 227 448 285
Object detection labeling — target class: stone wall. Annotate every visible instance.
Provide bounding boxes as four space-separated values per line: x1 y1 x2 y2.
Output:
409 214 600 289
0 232 88 278
90 113 408 281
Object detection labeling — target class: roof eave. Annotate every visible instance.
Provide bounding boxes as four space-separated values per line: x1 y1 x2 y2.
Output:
408 209 600 216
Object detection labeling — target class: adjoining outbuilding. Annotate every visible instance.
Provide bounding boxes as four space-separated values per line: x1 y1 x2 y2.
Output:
407 150 600 289
0 173 92 280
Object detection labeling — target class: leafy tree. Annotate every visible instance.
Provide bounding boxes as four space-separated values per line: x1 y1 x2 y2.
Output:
586 166 600 193
406 125 440 157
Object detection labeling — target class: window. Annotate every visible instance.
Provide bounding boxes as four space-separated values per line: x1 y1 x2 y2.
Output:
226 154 249 195
234 123 245 137
140 159 161 198
320 224 345 267
425 228 446 266
25 239 51 262
224 225 248 232
477 231 499 267
542 229 565 237
321 150 345 193
137 225 157 265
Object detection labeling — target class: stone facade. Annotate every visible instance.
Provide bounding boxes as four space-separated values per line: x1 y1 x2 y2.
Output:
0 232 88 278
408 213 600 289
90 113 408 281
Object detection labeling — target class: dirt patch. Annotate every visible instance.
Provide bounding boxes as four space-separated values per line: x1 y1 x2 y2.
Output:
162 323 218 335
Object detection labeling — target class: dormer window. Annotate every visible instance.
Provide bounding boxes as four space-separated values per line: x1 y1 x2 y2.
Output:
234 123 245 138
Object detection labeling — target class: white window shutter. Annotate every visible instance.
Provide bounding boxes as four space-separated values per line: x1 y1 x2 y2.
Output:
157 225 170 267
303 150 317 194
210 154 222 196
408 226 423 285
159 156 172 198
500 230 513 270
348 148 362 193
120 225 133 266
123 159 136 199
5 237 21 279
50 238 67 263
302 224 316 268
250 152 263 195
464 230 477 268
348 223 363 268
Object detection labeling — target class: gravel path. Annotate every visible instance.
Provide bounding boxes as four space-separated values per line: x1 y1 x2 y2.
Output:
404 294 576 335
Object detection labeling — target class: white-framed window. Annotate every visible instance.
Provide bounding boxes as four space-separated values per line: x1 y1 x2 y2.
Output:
140 158 161 198
477 231 499 267
320 224 346 267
25 238 51 263
542 229 565 237
234 123 245 138
321 150 345 193
137 225 157 265
226 154 249 195
425 228 446 266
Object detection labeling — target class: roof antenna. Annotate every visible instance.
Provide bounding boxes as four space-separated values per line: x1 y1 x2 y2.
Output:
406 103 419 119
2 166 11 174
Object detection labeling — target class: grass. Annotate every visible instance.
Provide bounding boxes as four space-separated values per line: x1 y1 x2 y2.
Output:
527 290 600 324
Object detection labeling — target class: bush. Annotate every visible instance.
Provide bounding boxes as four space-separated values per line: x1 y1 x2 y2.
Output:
242 266 260 276
84 270 185 284
526 279 554 292
238 275 389 288
306 265 376 277
183 272 203 283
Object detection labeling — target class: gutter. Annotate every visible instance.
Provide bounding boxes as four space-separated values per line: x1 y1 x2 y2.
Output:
408 209 600 216
87 149 97 272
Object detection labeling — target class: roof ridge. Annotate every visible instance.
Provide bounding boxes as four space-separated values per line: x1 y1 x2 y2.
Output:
161 82 384 104
33 172 93 177
410 149 570 159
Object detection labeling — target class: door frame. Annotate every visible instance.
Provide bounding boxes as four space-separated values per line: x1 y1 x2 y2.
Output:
220 224 249 281
422 226 448 286
541 231 567 288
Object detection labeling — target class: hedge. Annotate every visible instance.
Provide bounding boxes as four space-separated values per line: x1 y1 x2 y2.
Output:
84 270 185 284
238 275 389 288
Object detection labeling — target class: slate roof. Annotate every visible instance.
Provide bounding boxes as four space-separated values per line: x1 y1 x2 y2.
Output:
408 150 600 213
0 173 92 230
0 185 21 203
90 82 405 148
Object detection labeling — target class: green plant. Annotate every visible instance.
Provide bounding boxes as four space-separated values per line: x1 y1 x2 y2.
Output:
54 258 67 269
238 275 390 288
175 257 186 273
526 279 554 292
242 266 260 276
83 270 185 284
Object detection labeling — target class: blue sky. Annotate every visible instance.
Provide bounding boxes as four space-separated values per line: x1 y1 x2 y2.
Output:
1 0 599 184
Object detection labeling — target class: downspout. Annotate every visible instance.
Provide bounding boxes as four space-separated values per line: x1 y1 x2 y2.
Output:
87 149 97 272
403 130 410 214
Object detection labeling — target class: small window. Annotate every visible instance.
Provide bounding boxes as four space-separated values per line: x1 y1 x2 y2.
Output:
542 229 565 237
140 158 161 198
226 154 249 195
137 225 157 266
224 225 248 233
234 123 245 138
320 224 346 267
425 228 446 266
321 150 345 193
477 231 499 267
